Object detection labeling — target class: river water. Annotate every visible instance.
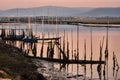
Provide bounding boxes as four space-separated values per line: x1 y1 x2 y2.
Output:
0 23 120 79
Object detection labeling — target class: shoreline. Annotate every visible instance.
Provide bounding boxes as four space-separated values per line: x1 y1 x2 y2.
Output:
78 23 120 28
0 40 47 80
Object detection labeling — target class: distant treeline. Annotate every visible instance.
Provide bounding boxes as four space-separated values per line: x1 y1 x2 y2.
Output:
0 16 120 24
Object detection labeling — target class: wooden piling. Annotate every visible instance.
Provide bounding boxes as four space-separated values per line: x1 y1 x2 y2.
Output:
90 27 93 80
84 39 86 80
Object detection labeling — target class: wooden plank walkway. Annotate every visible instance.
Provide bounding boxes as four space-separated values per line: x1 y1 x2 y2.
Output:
27 56 105 64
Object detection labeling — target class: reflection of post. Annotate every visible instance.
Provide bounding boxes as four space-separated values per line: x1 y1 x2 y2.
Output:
32 43 37 57
59 38 62 59
113 52 119 80
47 42 49 58
63 30 65 59
115 66 119 80
71 29 73 73
77 26 79 60
74 50 77 60
66 34 69 73
97 36 104 80
40 34 44 58
40 16 45 58
76 26 79 80
67 34 69 59
103 63 105 80
59 38 62 71
97 41 102 80
113 52 115 77
104 19 109 80
84 39 86 80
57 35 60 60
51 41 55 59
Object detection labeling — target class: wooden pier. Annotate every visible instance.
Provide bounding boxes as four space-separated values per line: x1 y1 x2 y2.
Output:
0 23 106 65
1 19 116 80
27 56 105 64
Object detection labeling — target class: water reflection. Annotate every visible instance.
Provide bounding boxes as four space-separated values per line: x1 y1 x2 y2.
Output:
0 23 120 79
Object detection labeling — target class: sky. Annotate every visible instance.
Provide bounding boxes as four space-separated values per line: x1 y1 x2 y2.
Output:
0 0 120 10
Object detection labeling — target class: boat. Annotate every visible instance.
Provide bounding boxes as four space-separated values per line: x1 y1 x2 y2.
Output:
22 36 60 43
2 29 25 41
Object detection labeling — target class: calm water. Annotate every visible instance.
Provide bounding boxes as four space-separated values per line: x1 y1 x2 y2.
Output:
0 23 120 79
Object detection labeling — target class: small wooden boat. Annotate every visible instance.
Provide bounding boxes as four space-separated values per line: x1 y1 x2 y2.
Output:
22 37 60 43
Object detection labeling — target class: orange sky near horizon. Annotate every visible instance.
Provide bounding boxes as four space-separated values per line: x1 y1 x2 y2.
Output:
0 0 120 10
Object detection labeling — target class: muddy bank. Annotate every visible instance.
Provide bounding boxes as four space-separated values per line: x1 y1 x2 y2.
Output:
0 40 47 80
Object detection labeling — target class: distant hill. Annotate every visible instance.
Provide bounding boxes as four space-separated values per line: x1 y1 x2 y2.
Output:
0 10 2 14
80 8 120 17
0 6 92 17
0 6 119 17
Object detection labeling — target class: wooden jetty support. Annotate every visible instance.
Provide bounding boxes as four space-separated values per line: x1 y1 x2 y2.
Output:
22 37 60 43
27 56 105 64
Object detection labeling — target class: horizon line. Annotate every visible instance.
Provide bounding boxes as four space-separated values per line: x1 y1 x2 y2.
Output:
0 5 120 11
